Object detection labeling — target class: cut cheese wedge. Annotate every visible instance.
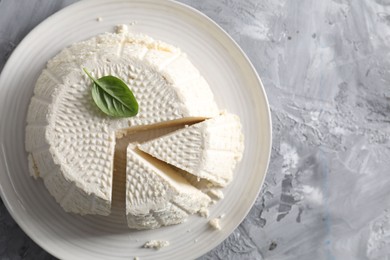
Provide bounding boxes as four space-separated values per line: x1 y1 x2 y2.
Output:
25 31 219 216
126 147 211 229
139 113 244 187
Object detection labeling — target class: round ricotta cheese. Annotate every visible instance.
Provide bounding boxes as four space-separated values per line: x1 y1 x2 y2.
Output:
25 30 219 218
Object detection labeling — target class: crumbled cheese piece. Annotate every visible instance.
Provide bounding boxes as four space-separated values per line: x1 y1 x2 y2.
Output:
96 17 103 22
115 24 128 34
219 213 226 218
209 218 221 230
198 207 209 218
143 240 170 250
134 257 139 260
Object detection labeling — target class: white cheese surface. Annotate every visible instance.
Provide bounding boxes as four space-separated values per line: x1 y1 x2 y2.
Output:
139 113 244 186
25 31 219 217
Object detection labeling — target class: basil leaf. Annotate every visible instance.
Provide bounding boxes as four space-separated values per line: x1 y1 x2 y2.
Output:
83 68 138 118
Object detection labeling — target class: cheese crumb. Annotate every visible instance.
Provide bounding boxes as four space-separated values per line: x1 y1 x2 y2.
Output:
134 257 139 260
209 218 221 230
198 207 209 218
96 17 103 22
143 240 170 250
115 24 128 34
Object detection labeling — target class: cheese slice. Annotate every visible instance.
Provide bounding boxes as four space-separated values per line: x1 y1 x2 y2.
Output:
25 31 219 216
126 147 211 229
139 113 244 186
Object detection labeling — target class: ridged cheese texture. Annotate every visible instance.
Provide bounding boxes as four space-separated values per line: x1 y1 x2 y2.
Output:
126 147 210 229
139 113 244 186
25 30 219 216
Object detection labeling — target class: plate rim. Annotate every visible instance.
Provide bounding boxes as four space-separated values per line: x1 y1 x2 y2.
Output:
0 0 272 259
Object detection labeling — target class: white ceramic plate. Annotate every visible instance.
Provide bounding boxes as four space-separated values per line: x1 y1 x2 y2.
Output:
0 0 271 259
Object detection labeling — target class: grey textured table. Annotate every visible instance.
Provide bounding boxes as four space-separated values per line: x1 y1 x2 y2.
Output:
1 0 390 259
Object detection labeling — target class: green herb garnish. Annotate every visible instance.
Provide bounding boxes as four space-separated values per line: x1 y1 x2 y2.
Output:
83 68 138 118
